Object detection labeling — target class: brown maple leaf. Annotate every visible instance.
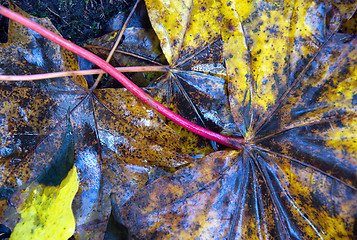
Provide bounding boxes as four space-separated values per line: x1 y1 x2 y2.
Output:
115 0 357 239
0 2 192 239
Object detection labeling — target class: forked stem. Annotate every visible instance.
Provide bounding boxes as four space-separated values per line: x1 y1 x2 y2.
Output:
0 5 244 150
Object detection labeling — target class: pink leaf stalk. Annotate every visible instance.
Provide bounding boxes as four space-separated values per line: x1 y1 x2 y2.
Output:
0 5 244 150
0 66 168 81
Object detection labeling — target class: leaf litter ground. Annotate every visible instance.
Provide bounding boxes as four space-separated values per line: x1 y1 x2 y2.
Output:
1 0 357 239
0 2 192 239
117 0 357 239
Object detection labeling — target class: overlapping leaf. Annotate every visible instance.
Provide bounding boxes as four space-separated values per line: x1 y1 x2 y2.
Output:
0 3 192 239
85 26 167 87
85 1 237 157
145 0 238 142
139 0 240 154
116 0 357 239
10 117 78 240
340 9 357 34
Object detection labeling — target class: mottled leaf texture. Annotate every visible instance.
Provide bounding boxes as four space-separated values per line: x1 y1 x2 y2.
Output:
117 0 357 239
145 0 238 155
10 117 78 239
0 3 191 239
340 11 357 34
86 1 237 156
85 27 167 87
146 0 235 127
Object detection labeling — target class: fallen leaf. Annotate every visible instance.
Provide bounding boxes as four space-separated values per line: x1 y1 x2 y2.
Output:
0 2 192 239
10 117 78 240
148 70 236 157
85 27 167 87
143 0 239 156
86 2 237 157
116 0 357 239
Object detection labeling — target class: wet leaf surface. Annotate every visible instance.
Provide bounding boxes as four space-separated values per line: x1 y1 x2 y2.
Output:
148 70 236 157
0 3 192 239
85 26 167 88
340 10 357 34
84 1 167 88
144 0 236 141
0 224 11 239
1 0 357 239
86 0 238 157
116 0 357 239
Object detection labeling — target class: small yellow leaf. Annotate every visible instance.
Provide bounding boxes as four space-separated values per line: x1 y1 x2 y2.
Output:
10 166 79 240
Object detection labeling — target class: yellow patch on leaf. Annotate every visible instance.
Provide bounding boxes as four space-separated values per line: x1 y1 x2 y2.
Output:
324 118 357 166
145 0 221 66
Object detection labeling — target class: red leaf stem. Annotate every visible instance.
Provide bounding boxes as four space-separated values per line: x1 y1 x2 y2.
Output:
0 5 244 150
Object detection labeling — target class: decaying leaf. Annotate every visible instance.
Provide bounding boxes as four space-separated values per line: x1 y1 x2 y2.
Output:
84 0 167 88
86 26 167 87
144 0 237 143
116 0 357 239
341 11 357 34
148 71 236 157
9 115 78 240
0 3 192 239
85 1 236 157
1 0 356 239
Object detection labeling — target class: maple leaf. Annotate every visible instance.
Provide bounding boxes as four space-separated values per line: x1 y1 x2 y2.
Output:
115 0 357 239
144 0 238 154
85 35 223 158
0 3 192 239
86 1 239 158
